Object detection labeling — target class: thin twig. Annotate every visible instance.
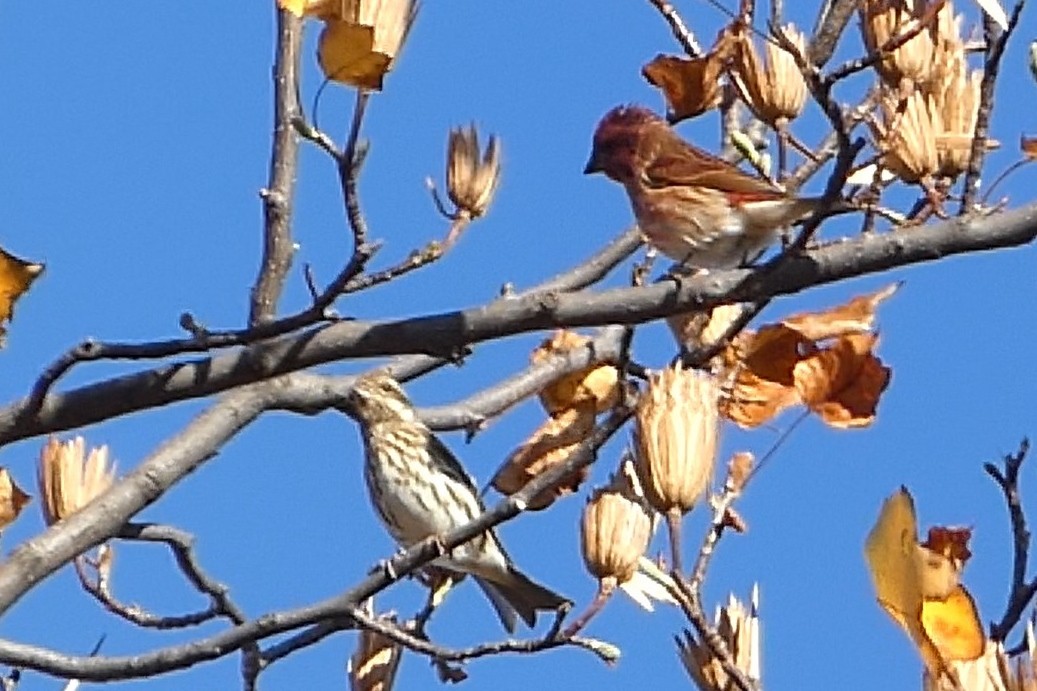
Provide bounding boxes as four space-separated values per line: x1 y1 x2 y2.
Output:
342 242 445 293
342 89 373 245
23 240 380 414
74 555 219 630
646 0 703 56
823 1 946 86
960 2 1026 213
670 482 752 691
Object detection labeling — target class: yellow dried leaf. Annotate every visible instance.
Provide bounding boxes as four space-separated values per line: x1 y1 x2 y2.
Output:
866 488 947 678
865 488 986 680
921 586 984 663
0 468 31 531
318 21 389 89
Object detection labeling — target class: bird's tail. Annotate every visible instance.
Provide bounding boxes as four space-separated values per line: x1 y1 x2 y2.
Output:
475 568 570 632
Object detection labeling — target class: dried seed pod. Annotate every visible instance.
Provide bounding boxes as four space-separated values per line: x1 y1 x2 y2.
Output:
447 124 501 219
931 52 983 178
870 90 939 183
581 458 654 587
634 364 720 516
37 436 116 526
859 0 936 91
348 601 402 691
676 586 761 689
731 24 808 126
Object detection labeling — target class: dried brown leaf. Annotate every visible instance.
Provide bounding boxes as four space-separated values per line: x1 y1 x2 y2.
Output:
781 283 900 341
794 333 891 429
642 31 733 124
491 403 595 510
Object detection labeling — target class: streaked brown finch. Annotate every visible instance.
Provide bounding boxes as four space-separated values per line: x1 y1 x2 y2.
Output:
347 371 570 633
584 104 831 269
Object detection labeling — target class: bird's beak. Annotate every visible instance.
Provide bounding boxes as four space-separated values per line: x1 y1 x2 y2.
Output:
583 150 602 175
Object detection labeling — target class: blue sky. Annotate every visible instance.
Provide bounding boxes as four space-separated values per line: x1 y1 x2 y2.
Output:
0 1 1036 689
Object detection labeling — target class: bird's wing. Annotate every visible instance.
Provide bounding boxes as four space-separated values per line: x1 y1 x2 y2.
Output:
643 145 785 201
425 431 484 500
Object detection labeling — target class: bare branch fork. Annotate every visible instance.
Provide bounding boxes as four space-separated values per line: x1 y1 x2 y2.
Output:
985 438 1035 643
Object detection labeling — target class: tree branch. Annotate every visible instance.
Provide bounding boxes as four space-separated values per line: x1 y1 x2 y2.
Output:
5 203 1036 445
249 9 302 326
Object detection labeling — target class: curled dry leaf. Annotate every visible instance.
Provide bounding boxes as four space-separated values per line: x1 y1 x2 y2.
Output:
0 468 30 532
642 54 724 124
864 488 984 681
491 403 595 510
924 526 973 564
782 283 900 341
793 332 891 429
720 285 896 429
533 330 621 415
721 325 808 428
641 29 734 124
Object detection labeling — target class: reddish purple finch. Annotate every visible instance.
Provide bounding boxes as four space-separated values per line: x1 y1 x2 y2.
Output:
348 371 570 633
584 105 829 269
